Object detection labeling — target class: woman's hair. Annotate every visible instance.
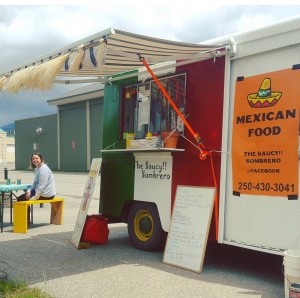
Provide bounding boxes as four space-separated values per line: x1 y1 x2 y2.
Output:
30 152 44 168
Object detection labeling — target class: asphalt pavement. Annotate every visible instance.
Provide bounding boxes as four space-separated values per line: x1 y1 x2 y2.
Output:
0 165 285 298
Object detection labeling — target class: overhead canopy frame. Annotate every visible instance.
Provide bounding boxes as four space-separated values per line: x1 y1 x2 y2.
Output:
0 27 230 92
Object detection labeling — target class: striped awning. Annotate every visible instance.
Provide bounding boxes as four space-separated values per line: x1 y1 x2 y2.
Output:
0 27 228 93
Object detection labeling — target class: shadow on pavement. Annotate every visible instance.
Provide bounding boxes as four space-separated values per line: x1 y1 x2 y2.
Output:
0 224 283 298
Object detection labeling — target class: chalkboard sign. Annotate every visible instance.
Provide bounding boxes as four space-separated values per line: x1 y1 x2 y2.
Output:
163 185 215 273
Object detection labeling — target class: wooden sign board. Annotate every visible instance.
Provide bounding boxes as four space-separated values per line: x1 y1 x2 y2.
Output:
71 158 102 248
163 185 215 273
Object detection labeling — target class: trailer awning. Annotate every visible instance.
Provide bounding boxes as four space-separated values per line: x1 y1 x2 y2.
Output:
0 27 228 93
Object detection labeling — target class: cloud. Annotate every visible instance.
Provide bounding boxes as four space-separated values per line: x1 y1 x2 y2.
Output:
1 4 300 126
0 85 75 125
173 5 300 42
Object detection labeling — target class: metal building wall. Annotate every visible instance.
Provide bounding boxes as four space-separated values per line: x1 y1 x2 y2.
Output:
15 98 103 172
58 99 103 171
59 102 87 171
15 114 57 170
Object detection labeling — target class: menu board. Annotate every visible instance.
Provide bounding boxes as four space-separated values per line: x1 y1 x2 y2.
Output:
163 185 215 273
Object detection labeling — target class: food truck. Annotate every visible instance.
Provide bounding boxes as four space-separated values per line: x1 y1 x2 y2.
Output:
99 16 300 254
1 16 300 254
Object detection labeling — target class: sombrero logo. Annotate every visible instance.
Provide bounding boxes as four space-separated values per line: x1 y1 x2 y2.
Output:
247 78 282 108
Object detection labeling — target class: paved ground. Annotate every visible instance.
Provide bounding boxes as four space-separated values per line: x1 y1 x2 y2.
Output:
0 165 285 297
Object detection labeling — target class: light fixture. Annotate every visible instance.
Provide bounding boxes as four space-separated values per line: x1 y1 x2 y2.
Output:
35 127 42 135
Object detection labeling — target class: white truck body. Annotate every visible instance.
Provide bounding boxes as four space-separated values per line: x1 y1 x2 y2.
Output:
216 16 300 255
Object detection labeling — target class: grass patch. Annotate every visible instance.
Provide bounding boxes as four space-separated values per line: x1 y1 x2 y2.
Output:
0 280 52 298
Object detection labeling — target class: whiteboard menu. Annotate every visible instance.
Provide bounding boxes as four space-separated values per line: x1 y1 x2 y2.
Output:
163 186 215 273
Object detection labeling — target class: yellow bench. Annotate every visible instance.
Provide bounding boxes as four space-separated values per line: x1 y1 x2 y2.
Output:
13 198 64 233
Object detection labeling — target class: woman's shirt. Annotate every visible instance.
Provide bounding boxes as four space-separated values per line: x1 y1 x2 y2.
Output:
28 164 56 200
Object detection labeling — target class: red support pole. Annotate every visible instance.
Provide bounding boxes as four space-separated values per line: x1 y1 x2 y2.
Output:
139 55 218 239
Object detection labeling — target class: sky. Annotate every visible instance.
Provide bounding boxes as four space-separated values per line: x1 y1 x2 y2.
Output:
1 2 300 127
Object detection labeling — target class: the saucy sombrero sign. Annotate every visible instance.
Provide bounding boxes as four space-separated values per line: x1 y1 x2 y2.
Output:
232 68 300 198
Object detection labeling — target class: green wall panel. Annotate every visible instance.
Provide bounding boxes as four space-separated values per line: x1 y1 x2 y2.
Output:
102 84 121 149
15 114 57 170
90 99 103 162
60 105 87 171
100 152 135 217
100 78 137 217
15 95 103 172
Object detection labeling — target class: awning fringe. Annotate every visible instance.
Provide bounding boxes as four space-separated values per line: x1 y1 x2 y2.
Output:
0 76 8 90
4 53 70 93
69 46 84 73
95 40 107 66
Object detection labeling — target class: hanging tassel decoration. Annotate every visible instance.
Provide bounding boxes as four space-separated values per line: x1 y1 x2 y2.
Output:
4 53 70 93
69 45 85 73
95 39 107 66
26 66 41 91
5 67 33 93
0 76 8 91
32 53 71 91
30 63 50 91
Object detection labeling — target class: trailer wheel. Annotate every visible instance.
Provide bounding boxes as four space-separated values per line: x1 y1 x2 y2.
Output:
128 202 166 252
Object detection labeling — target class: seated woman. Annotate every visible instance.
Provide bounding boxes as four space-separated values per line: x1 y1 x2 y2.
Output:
17 152 56 223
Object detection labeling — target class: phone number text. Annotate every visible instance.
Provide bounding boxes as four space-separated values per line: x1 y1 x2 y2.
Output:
238 182 295 192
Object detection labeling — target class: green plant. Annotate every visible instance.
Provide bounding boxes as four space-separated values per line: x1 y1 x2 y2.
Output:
0 280 52 298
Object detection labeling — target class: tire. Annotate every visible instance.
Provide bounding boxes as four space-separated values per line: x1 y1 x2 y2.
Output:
128 202 167 252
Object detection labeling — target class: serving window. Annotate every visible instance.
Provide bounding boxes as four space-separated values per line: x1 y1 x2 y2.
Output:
122 73 187 139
